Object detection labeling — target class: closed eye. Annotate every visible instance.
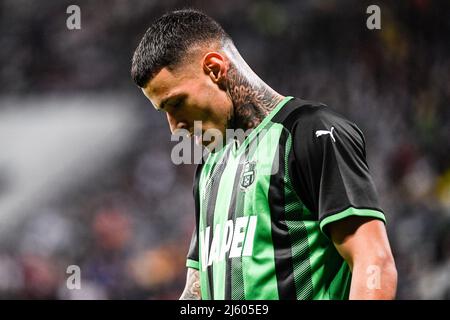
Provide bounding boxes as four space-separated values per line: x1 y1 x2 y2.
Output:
170 99 182 108
157 94 187 112
167 96 186 111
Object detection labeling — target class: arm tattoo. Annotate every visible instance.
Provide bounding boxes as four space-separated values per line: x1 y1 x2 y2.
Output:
180 268 201 300
226 63 284 131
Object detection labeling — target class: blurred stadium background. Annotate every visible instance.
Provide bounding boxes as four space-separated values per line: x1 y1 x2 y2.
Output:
0 0 449 299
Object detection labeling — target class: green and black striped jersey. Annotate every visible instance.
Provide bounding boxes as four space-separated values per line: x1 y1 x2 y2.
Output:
186 96 385 300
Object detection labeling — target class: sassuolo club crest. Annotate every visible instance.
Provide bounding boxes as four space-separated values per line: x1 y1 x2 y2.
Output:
240 161 256 190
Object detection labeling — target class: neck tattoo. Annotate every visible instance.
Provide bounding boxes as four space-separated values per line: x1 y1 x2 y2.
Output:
226 64 284 132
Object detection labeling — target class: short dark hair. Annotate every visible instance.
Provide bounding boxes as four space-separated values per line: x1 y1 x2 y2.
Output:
131 9 230 88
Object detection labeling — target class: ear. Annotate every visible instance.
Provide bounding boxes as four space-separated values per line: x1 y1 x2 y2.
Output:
202 52 228 86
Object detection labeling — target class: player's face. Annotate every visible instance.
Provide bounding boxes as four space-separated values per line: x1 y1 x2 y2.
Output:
141 58 232 149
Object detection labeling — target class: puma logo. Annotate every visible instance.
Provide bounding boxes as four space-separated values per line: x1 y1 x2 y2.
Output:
315 127 336 142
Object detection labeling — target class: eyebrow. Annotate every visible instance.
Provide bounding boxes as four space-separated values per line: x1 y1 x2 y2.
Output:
157 94 183 111
157 97 171 111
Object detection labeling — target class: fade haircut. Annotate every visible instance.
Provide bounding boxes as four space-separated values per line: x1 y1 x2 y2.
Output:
131 9 231 88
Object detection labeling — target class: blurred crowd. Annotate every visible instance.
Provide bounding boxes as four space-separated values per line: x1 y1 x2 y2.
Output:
0 0 449 299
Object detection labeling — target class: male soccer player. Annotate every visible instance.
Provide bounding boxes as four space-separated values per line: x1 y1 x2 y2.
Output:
131 9 397 300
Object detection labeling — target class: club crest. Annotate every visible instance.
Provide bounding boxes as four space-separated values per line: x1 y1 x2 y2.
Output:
240 161 256 190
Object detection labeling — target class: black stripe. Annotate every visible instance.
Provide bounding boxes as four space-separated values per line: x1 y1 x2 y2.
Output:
204 147 232 299
224 243 232 299
191 163 203 263
268 129 297 300
224 149 246 299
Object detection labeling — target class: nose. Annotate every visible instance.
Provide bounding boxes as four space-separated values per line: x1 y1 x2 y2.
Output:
166 112 188 134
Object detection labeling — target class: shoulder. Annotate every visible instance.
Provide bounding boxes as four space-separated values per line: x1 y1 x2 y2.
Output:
272 98 355 130
272 97 364 145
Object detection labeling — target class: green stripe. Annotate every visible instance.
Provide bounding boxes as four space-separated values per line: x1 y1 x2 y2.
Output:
186 259 199 270
241 125 281 300
284 131 313 299
320 207 386 236
235 96 293 155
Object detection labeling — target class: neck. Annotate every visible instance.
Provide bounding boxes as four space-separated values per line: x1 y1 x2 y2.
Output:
226 64 284 131
222 43 284 132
